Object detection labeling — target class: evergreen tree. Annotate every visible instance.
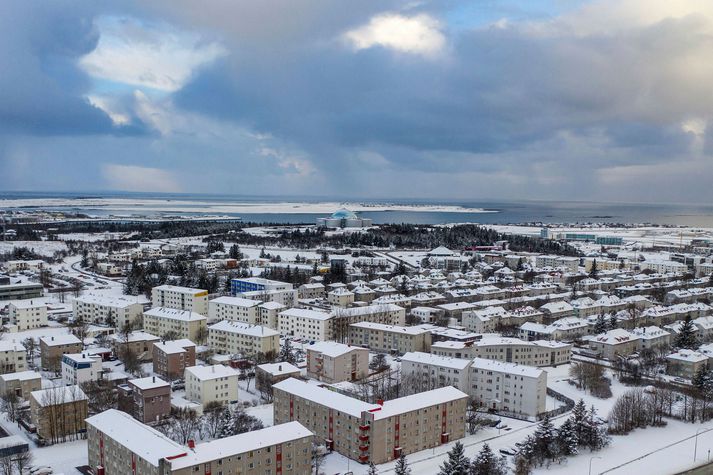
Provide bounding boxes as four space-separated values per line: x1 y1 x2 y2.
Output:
584 406 610 451
676 315 699 349
593 314 607 335
471 443 507 475
533 414 560 465
514 435 537 473
608 313 618 330
394 452 411 475
367 462 379 475
589 259 598 279
570 399 588 446
438 441 470 475
228 244 241 259
556 418 578 456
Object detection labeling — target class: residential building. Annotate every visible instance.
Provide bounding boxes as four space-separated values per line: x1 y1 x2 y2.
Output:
143 307 207 342
0 283 43 301
401 351 471 392
328 287 355 307
208 296 261 324
273 377 467 464
40 334 82 372
61 353 103 385
666 350 709 379
630 326 672 352
306 341 369 383
470 338 571 367
0 340 26 374
208 320 280 358
519 317 591 342
151 285 209 315
184 364 239 408
152 339 196 381
0 370 41 398
117 376 171 424
109 331 161 361
348 322 432 354
29 385 88 444
298 283 326 299
588 329 641 361
86 409 313 475
72 294 144 328
231 277 293 294
256 362 301 399
278 308 333 341
8 300 47 330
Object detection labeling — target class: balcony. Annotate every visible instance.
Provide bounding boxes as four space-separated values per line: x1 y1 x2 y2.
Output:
359 434 369 442
359 424 370 431
359 455 370 463
359 444 369 451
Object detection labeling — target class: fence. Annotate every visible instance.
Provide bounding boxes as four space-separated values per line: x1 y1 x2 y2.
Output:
536 387 576 421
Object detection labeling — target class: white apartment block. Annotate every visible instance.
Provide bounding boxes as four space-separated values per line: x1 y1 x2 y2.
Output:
463 337 571 367
208 320 280 357
520 317 591 341
208 296 261 324
327 288 355 307
639 260 689 274
8 300 47 330
4 260 45 272
278 308 333 341
151 285 209 315
630 326 672 351
184 364 239 408
462 306 507 333
400 352 546 417
61 353 103 385
348 322 431 354
240 288 298 308
306 341 369 383
0 340 27 374
72 294 144 328
534 255 579 272
143 307 207 342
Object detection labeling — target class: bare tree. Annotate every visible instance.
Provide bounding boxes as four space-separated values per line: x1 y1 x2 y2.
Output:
22 337 36 369
311 443 326 475
0 391 20 423
14 449 33 474
200 401 224 439
167 408 200 444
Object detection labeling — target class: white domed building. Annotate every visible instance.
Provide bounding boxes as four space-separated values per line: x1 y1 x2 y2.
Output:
316 208 372 228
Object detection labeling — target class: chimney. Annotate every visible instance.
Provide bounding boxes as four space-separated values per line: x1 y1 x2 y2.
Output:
212 365 215 373
376 399 384 406
51 336 54 341
279 365 282 371
187 439 195 449
153 376 155 383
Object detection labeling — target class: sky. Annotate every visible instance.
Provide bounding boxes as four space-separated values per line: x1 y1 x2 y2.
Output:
1 0 713 203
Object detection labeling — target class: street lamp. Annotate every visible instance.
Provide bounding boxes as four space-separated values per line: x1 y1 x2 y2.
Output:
589 455 602 475
694 429 705 461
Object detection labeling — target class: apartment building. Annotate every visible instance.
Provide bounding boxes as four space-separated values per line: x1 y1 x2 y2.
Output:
328 287 355 307
72 294 144 328
401 351 471 392
0 283 43 302
208 296 261 324
61 353 103 385
152 339 196 381
231 277 293 294
278 308 333 341
208 320 280 358
306 341 369 383
8 300 47 330
298 282 326 299
143 307 207 342
0 340 27 374
86 409 313 475
117 376 171 424
109 331 161 361
588 329 641 361
4 260 45 272
273 377 467 464
348 322 431 354
185 364 239 408
40 334 82 372
666 350 709 379
0 370 41 398
467 337 571 367
519 317 591 342
151 285 209 315
256 362 301 397
462 306 507 333
29 385 88 443
630 326 672 352
534 255 579 272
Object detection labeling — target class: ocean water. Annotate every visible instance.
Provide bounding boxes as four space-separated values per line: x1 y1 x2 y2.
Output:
2 191 713 227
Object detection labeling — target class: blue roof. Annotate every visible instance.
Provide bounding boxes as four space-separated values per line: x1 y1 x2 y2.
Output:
331 208 357 219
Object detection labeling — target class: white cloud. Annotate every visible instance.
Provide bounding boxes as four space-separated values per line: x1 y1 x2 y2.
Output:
102 164 180 192
81 16 226 92
343 13 445 57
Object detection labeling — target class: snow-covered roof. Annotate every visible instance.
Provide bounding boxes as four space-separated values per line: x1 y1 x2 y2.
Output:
8 299 46 309
306 341 365 358
40 334 81 346
129 376 169 391
153 284 207 295
86 409 184 467
73 294 144 308
401 351 472 370
274 378 374 417
592 329 640 345
470 357 544 378
256 362 301 376
109 331 160 343
208 320 279 337
0 340 25 352
374 386 468 420
259 301 285 310
185 364 238 381
144 307 206 322
349 322 428 335
279 308 333 321
667 349 708 363
169 422 313 470
0 370 40 382
428 246 454 256
30 385 87 406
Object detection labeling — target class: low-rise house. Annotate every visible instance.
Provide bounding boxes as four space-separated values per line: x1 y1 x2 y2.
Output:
519 317 590 342
666 350 709 379
86 409 313 475
0 370 41 398
8 300 47 330
40 334 82 372
30 385 88 444
117 376 171 424
588 329 641 361
0 340 26 374
61 353 103 385
630 326 672 352
305 341 369 383
539 301 575 322
348 322 431 354
152 339 196 381
184 364 239 408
